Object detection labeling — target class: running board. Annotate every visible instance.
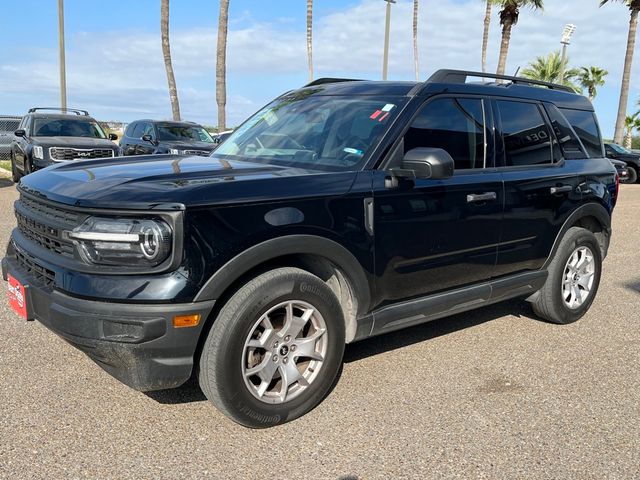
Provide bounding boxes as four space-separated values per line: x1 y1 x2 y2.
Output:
352 270 547 342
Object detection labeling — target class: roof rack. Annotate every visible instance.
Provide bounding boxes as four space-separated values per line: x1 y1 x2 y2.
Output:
304 78 363 87
27 107 90 116
427 69 576 94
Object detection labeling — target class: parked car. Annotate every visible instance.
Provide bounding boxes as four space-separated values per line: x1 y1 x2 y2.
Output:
9 108 119 183
3 70 617 428
212 130 234 149
0 116 22 161
609 158 629 181
120 120 217 157
604 143 640 184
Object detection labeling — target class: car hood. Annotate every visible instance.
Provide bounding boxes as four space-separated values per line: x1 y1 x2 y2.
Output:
161 140 216 150
31 137 118 149
19 155 357 209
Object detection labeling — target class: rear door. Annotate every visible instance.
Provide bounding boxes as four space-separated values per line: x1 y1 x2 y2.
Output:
494 99 582 276
373 95 503 307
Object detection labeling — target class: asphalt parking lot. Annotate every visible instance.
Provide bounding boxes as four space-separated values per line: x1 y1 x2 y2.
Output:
0 179 638 480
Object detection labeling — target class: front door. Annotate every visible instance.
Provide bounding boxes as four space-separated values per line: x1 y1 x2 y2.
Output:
373 96 503 308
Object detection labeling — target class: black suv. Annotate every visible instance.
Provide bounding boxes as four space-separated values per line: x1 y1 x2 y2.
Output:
10 108 119 183
604 143 640 183
120 120 216 157
3 71 617 428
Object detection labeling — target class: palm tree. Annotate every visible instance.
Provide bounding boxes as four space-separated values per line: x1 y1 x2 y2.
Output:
481 0 499 73
307 0 313 82
520 51 582 92
216 0 230 131
496 0 544 76
161 0 180 121
576 66 609 101
600 0 640 144
413 0 420 81
624 112 640 148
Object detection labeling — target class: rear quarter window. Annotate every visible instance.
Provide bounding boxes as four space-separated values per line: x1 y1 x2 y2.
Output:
544 104 587 160
559 108 604 158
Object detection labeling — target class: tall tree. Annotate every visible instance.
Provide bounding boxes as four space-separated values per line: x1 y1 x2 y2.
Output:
600 0 640 144
161 0 180 121
413 0 419 80
307 0 313 82
521 51 582 92
624 112 640 148
496 0 544 76
577 66 609 101
481 0 497 73
216 0 230 131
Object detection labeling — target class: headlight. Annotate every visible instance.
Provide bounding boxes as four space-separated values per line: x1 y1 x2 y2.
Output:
169 148 180 155
65 217 172 267
32 146 44 159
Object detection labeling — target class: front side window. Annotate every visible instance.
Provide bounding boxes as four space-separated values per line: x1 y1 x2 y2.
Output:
403 97 486 170
497 101 553 167
157 125 214 143
559 108 604 158
32 119 107 139
213 91 408 171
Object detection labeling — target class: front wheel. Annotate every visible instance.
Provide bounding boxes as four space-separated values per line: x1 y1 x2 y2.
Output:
199 267 345 428
532 227 602 324
621 166 638 184
10 152 21 183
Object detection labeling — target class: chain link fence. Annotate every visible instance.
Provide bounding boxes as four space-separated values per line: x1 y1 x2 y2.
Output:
0 116 22 161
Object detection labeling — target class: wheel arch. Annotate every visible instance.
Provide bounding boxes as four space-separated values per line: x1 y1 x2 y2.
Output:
543 202 612 269
193 235 372 344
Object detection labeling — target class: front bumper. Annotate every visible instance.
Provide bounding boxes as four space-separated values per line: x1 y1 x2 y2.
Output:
2 255 216 391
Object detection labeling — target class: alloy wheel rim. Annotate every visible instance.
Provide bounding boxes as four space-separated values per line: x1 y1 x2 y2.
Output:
562 246 595 310
242 300 328 404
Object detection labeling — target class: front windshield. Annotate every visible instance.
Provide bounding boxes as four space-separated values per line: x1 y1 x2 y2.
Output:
609 143 631 154
212 91 407 171
158 125 214 143
32 118 107 138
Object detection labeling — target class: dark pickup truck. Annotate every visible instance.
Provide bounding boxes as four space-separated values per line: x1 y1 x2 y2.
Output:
3 70 617 428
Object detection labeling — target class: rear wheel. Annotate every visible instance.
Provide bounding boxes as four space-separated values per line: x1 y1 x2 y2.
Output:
198 267 345 428
532 227 602 324
621 165 638 184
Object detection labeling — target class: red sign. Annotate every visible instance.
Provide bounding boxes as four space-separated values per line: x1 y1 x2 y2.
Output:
7 274 27 319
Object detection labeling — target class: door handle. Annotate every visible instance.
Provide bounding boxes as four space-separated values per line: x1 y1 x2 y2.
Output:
550 185 573 194
467 192 497 203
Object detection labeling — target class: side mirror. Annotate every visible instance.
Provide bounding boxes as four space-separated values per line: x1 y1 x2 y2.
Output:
141 134 154 143
14 129 25 138
109 133 118 141
400 148 455 180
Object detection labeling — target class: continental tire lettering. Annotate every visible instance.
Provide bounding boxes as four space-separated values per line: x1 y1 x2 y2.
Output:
238 404 281 424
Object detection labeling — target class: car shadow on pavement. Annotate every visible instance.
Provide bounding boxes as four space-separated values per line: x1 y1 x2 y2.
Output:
344 298 535 363
0 178 14 189
623 279 640 295
145 299 537 406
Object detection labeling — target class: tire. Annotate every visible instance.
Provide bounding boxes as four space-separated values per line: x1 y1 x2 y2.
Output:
199 267 345 428
532 227 602 325
10 152 21 183
621 166 638 184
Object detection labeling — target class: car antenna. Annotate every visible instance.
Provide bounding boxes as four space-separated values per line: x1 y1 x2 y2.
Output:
513 66 521 77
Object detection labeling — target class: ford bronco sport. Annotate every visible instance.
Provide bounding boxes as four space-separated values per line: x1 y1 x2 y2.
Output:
3 70 617 428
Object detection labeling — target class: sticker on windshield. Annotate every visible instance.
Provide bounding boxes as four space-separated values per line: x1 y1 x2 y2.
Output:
263 111 278 126
370 104 396 122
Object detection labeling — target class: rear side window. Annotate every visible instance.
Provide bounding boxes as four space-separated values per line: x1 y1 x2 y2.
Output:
559 108 603 158
497 101 553 167
404 97 486 170
544 104 586 159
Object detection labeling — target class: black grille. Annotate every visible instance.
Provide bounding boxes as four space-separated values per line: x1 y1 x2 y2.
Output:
183 150 210 157
50 147 114 161
15 194 78 258
15 247 55 288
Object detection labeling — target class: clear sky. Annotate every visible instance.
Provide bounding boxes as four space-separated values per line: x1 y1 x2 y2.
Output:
1 0 636 138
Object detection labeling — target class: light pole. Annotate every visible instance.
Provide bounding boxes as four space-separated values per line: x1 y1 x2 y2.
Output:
58 0 67 110
382 0 396 81
558 24 576 86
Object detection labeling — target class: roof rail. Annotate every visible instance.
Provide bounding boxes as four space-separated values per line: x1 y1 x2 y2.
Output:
304 78 362 87
27 107 90 116
427 69 576 94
